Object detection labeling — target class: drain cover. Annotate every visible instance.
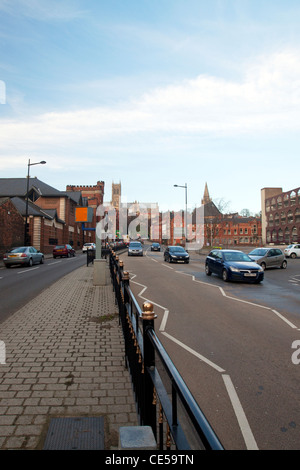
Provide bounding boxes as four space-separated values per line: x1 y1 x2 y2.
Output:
43 417 105 450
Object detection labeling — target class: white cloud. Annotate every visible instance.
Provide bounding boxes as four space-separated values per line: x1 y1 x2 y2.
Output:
1 48 300 165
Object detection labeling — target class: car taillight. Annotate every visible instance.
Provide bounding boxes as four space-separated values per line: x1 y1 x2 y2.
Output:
21 253 27 257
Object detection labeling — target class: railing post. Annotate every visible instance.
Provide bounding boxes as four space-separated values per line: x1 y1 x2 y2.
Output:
141 302 157 439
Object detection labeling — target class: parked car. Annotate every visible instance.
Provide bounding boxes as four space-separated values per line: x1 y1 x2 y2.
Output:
284 244 300 259
53 244 76 258
82 243 96 253
205 249 264 283
3 246 44 268
128 241 143 256
248 247 287 270
164 246 189 264
151 243 161 251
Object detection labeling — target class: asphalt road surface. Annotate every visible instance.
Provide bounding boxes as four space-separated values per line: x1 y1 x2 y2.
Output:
0 253 86 323
118 245 300 450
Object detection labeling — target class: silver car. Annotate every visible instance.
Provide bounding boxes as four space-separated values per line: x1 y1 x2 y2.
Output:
248 247 287 270
128 241 143 256
3 246 44 268
284 244 300 259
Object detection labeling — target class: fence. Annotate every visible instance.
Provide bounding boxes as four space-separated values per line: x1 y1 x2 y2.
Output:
109 248 223 450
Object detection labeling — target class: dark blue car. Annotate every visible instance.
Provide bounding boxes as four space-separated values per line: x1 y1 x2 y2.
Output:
205 249 264 283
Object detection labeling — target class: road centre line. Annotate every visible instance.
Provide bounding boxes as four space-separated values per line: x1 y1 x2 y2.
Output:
17 267 40 274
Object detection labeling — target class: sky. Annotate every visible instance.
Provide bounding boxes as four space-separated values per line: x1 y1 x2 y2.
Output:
1 0 300 216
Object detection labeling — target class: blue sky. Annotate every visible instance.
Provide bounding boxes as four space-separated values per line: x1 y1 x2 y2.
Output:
1 0 300 215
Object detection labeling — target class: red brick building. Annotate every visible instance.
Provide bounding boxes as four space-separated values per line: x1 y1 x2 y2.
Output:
261 186 300 245
0 178 104 257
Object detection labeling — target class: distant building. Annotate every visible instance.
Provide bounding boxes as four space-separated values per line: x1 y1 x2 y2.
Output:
261 186 300 245
0 178 104 257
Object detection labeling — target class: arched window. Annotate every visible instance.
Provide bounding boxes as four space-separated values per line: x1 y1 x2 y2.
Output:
295 208 300 224
284 194 289 207
266 230 271 243
290 191 296 206
277 197 282 209
272 230 277 243
268 214 273 227
287 210 293 224
274 213 279 225
271 198 276 211
278 229 283 242
281 211 286 224
292 227 298 242
285 227 290 243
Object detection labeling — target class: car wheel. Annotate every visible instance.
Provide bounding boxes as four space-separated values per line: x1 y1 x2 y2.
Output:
222 269 228 282
291 253 296 259
168 257 172 263
28 258 33 267
205 264 211 276
281 260 287 269
53 256 56 259
5 265 11 269
67 253 71 258
261 262 266 271
40 256 44 264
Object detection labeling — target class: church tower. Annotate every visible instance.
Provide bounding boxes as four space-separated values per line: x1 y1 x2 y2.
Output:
202 182 211 205
111 181 121 210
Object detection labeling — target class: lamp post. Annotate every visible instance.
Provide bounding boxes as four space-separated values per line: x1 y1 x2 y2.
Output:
24 158 46 245
174 183 188 245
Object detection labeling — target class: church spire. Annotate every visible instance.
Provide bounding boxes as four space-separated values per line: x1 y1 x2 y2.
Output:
202 182 211 205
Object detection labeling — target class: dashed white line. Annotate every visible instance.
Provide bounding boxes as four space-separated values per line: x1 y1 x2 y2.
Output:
17 267 40 274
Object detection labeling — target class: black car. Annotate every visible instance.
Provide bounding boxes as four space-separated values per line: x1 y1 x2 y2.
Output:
205 249 264 283
151 243 161 251
164 246 189 263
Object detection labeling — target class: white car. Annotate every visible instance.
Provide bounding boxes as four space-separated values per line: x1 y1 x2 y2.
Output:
284 244 300 259
82 243 96 252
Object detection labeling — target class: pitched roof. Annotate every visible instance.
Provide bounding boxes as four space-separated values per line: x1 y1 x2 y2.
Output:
11 197 65 224
0 178 62 198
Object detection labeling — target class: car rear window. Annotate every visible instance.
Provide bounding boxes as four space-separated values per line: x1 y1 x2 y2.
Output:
54 245 65 249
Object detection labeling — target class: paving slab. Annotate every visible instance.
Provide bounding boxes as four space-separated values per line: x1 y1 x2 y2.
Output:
0 265 138 450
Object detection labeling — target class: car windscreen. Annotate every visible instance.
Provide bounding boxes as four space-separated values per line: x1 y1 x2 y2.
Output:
129 243 141 247
169 247 185 252
249 249 268 256
10 247 26 253
223 252 252 262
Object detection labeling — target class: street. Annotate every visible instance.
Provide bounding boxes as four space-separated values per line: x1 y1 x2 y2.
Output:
0 253 86 322
118 245 300 450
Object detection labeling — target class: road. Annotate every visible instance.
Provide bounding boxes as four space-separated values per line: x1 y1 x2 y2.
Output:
0 253 86 322
118 245 300 450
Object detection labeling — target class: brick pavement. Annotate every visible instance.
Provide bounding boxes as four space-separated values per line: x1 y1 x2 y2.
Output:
0 265 138 449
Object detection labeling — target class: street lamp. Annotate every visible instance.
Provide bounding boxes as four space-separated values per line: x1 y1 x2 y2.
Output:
24 158 46 245
174 183 188 245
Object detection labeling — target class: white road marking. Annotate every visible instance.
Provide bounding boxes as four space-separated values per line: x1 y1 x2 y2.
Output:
222 374 259 450
128 262 300 449
17 267 40 274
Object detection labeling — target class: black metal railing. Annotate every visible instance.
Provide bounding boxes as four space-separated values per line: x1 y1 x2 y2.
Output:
109 248 223 450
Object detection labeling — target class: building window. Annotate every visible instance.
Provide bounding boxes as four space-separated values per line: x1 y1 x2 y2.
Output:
274 213 279 226
290 191 296 206
271 198 276 211
284 194 289 207
240 228 243 234
277 197 282 209
295 208 300 224
268 214 273 227
292 227 298 242
287 210 293 224
278 229 283 242
234 229 237 235
285 228 290 243
281 212 286 224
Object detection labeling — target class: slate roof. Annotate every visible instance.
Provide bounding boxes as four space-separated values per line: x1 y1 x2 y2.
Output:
0 178 82 204
10 197 65 224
